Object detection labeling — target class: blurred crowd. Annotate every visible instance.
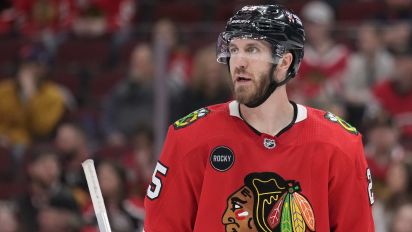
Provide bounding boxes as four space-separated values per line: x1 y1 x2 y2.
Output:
0 0 411 231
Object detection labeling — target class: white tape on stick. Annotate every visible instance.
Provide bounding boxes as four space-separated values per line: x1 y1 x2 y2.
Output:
82 159 112 232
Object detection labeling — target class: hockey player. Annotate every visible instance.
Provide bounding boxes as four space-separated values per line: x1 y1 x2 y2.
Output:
144 4 374 232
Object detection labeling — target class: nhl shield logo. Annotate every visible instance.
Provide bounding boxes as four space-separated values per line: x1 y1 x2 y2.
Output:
263 138 276 149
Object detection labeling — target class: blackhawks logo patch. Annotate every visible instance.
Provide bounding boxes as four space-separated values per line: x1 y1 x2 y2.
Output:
324 112 358 135
173 108 209 129
222 172 315 232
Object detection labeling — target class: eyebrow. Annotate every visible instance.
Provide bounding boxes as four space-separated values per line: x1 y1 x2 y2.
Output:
229 41 269 49
231 197 247 204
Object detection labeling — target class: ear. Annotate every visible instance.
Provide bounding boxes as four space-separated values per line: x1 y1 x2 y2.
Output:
274 52 293 82
278 52 293 71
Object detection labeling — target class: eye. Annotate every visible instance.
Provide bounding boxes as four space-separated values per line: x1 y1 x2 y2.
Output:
229 47 238 54
231 201 242 212
246 46 259 54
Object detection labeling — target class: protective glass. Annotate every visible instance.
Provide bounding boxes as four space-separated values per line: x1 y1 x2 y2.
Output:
216 31 283 64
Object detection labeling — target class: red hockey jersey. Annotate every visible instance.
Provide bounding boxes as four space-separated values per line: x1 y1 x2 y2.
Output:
144 101 374 232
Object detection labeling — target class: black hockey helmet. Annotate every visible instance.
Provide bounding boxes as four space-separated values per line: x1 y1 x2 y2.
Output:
217 5 305 78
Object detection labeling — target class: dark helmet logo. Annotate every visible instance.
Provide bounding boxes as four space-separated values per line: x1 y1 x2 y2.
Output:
222 172 315 232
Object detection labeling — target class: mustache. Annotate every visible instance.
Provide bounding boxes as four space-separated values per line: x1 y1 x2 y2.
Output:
233 66 252 76
232 67 254 84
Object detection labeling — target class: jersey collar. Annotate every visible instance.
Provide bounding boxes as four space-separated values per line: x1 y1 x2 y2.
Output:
228 100 308 123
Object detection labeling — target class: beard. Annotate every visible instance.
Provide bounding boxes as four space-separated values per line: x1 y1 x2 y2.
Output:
233 72 271 106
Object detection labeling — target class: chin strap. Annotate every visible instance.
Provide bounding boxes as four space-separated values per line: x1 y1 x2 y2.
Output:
227 57 293 108
245 64 278 108
245 61 292 108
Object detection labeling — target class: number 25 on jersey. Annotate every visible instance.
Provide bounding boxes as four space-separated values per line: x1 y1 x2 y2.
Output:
147 162 168 200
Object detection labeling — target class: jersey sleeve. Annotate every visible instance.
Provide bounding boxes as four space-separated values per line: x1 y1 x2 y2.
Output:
328 135 375 231
144 126 206 232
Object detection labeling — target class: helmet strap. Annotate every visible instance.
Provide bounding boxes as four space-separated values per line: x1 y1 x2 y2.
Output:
245 61 292 108
227 57 292 108
245 64 278 108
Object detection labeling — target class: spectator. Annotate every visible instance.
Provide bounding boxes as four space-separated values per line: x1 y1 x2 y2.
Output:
71 0 136 69
101 43 154 146
373 0 412 57
0 0 14 35
72 0 135 37
372 49 412 149
13 0 77 54
365 119 404 185
178 43 232 117
54 122 90 208
391 201 412 232
375 0 412 22
344 22 394 129
17 145 81 231
152 19 193 88
385 161 412 215
0 201 18 232
383 21 412 56
290 0 350 108
363 117 405 232
121 125 155 198
371 160 412 232
0 43 75 153
37 204 82 232
83 160 144 232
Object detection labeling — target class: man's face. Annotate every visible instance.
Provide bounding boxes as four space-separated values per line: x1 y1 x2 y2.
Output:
228 39 273 105
130 44 153 82
29 154 60 188
55 124 81 153
395 55 412 89
17 63 45 88
222 186 256 232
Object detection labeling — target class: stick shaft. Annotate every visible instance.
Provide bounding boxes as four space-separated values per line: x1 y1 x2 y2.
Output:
82 159 112 232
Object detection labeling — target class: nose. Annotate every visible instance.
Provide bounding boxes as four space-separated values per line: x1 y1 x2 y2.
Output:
230 54 248 72
222 211 237 226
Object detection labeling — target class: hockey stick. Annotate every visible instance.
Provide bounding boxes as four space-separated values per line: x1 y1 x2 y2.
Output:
82 159 112 232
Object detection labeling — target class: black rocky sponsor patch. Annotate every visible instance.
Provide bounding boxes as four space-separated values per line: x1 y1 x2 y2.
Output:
210 146 235 172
